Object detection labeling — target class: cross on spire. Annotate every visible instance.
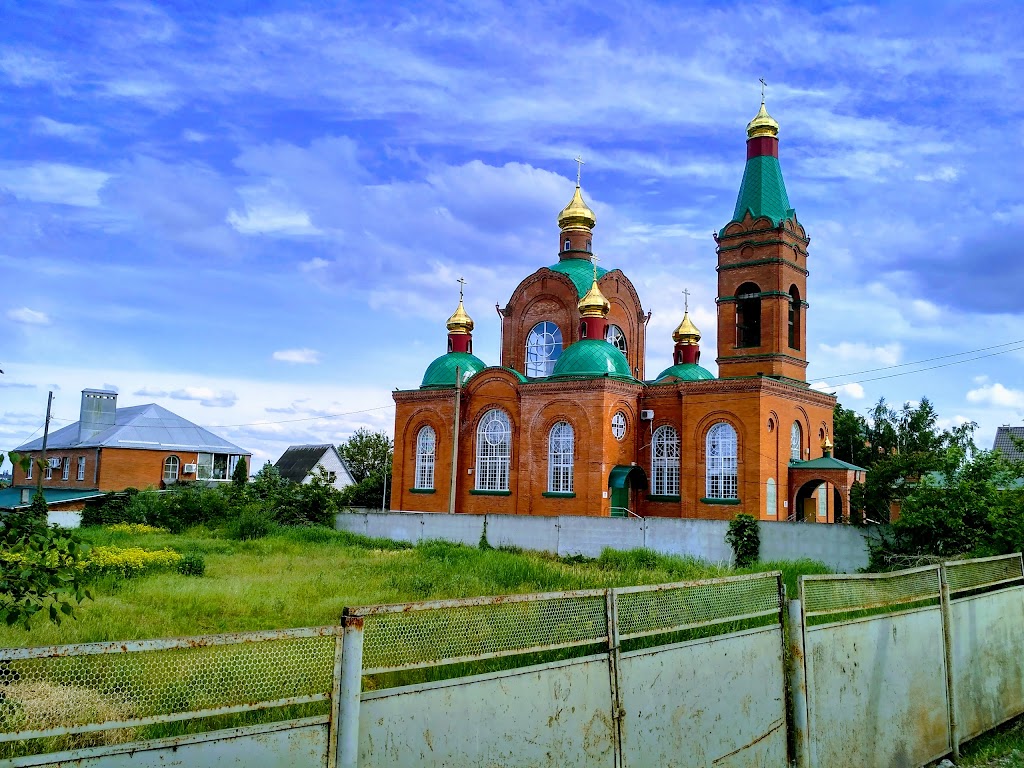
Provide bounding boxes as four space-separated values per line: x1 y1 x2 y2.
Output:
457 276 466 300
590 252 600 282
759 77 767 104
682 288 690 313
574 155 585 187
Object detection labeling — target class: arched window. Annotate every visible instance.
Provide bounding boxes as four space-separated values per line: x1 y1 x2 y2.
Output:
605 324 627 355
788 285 801 350
163 455 180 483
791 421 803 462
611 411 627 440
766 478 777 516
564 239 571 251
526 322 563 377
475 410 511 491
651 425 680 496
706 423 738 499
414 426 436 490
547 422 574 493
735 282 761 347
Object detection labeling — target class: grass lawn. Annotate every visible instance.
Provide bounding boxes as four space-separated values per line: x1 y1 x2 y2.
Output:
960 717 1024 767
1 524 830 648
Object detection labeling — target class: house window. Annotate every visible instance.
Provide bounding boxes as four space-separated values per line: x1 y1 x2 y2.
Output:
45 461 53 480
547 422 574 493
564 239 571 251
735 282 762 347
611 411 627 440
415 426 436 490
788 285 801 350
526 322 563 377
475 409 511 491
651 425 680 496
62 457 70 481
77 456 86 481
706 422 738 499
791 421 803 462
326 471 337 483
196 453 245 481
164 456 180 483
26 460 32 480
606 324 627 355
766 478 777 516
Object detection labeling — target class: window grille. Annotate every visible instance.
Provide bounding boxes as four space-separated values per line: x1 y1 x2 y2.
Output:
415 426 436 489
651 425 680 496
475 410 511 491
706 422 738 499
611 411 627 440
791 421 802 461
547 422 574 493
163 456 180 483
605 324 627 355
525 322 563 377
77 456 85 481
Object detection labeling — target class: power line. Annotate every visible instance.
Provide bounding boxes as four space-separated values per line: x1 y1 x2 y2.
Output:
817 338 1024 382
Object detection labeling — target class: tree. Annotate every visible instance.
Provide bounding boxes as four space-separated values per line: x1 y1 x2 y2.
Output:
338 429 393 483
231 456 249 488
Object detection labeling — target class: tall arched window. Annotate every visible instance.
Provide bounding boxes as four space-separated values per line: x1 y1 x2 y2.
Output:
605 324 627 355
475 410 511 491
414 426 436 490
791 421 803 462
735 282 762 347
547 422 574 493
652 425 680 496
163 455 180 483
766 478 777 516
788 285 801 350
706 423 738 499
526 322 563 377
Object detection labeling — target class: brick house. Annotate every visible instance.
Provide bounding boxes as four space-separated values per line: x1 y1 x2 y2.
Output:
10 389 252 497
391 100 865 522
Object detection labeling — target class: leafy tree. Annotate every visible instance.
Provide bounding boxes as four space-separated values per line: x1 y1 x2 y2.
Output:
249 461 287 502
338 428 393 484
725 513 760 567
275 468 342 526
231 456 249 488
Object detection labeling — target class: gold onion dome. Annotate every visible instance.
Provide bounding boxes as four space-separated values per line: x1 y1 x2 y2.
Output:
746 101 780 139
446 298 474 334
578 276 610 318
821 434 834 452
557 186 597 231
672 311 701 344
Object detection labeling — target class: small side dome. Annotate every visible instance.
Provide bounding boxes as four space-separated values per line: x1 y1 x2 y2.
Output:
672 311 701 345
746 101 779 139
421 352 486 388
655 362 715 383
557 186 597 231
446 298 474 334
578 276 610 318
549 339 632 380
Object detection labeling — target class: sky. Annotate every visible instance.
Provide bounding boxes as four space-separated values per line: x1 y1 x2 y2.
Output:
1 0 1023 471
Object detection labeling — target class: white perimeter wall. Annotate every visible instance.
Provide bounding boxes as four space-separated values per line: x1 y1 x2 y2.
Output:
337 510 875 573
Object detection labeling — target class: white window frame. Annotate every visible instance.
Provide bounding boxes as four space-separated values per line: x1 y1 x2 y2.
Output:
766 477 777 516
62 457 70 481
547 422 574 493
651 425 680 496
164 456 180 483
45 462 53 480
26 460 33 480
414 426 436 490
564 239 571 251
706 422 738 499
611 411 627 441
605 324 627 355
791 421 802 462
525 322 563 377
475 409 511 492
818 484 828 518
77 456 86 481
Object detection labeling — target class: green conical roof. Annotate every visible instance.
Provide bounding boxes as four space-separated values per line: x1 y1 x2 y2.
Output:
725 155 796 232
420 352 487 388
549 339 634 380
549 260 609 297
655 363 716 383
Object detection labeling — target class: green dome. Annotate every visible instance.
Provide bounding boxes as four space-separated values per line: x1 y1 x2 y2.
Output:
548 260 609 297
549 339 634 380
655 362 715 383
420 352 487 388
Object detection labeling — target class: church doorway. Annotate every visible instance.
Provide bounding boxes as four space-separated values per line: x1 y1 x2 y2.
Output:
794 479 837 523
608 465 648 517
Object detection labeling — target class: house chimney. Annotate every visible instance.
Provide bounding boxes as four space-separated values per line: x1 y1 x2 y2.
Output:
79 389 118 442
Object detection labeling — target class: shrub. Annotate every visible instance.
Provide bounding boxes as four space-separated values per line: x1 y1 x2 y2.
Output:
726 514 760 568
274 469 341 527
82 546 182 579
228 505 275 541
106 523 169 535
176 551 206 577
81 489 142 527
156 484 230 532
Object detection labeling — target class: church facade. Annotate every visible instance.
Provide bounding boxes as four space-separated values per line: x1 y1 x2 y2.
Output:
391 101 862 523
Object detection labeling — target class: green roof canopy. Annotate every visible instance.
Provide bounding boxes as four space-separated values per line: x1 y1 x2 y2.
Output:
609 465 648 489
549 339 634 381
420 352 487 389
548 260 609 297
655 362 716 383
790 456 867 472
725 155 796 232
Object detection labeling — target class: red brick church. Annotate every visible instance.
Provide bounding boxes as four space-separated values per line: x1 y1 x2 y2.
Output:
391 100 864 522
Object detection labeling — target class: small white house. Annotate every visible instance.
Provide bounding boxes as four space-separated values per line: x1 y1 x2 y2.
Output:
274 444 354 492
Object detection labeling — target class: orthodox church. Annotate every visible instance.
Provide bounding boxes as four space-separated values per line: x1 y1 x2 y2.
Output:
390 100 864 522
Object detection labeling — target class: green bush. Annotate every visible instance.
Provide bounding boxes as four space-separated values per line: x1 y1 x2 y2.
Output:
726 514 760 568
81 489 143 527
176 551 206 577
228 505 275 541
274 469 341 527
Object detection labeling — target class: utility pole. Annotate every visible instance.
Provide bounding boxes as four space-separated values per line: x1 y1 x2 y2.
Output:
37 390 53 499
449 367 462 514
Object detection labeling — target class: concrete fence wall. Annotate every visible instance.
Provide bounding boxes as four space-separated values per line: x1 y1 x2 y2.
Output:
337 510 876 572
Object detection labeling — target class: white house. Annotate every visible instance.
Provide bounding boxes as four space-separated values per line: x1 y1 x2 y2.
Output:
274 444 354 492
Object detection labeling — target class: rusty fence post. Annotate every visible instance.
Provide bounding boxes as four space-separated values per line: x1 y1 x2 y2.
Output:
327 625 345 768
939 566 960 761
786 598 810 768
606 589 625 768
336 609 365 768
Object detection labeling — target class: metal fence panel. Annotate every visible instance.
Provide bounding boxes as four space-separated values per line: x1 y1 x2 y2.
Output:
802 566 940 618
945 554 1024 596
804 607 950 768
950 585 1024 741
618 625 787 768
358 656 616 768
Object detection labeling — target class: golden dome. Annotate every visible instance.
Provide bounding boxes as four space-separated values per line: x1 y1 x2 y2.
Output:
672 311 701 345
746 100 779 139
578 275 610 318
821 434 834 452
446 297 474 334
557 185 597 231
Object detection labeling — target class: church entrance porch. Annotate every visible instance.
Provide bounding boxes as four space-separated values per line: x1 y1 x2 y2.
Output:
609 465 647 518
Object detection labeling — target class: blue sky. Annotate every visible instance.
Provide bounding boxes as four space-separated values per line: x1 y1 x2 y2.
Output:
2 0 1023 470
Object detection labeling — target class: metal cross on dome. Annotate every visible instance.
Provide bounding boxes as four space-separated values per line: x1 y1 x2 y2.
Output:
683 288 690 312
574 155 585 186
590 252 600 282
760 77 767 103
457 276 466 300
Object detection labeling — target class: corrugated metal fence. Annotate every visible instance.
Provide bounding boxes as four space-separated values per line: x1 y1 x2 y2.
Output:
2 555 1023 767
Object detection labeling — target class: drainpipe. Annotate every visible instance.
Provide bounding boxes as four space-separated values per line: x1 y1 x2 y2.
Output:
448 367 462 514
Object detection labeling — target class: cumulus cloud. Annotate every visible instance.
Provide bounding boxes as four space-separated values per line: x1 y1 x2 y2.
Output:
811 381 866 400
966 383 1024 410
272 348 321 364
7 307 50 325
33 116 96 143
0 163 110 207
133 386 237 407
818 342 901 370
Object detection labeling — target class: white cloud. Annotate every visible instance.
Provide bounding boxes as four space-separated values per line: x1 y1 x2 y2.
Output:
914 166 959 182
33 116 95 143
227 183 322 236
811 380 866 400
273 348 321 364
966 382 1024 409
134 386 238 408
182 129 208 143
300 257 329 272
0 163 110 207
818 341 902 369
7 307 50 325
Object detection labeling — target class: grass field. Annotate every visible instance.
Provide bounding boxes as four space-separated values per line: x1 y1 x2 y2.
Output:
1 524 829 648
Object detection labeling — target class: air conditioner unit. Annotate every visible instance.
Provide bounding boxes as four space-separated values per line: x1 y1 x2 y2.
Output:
183 464 198 474
640 410 655 421
48 457 63 468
